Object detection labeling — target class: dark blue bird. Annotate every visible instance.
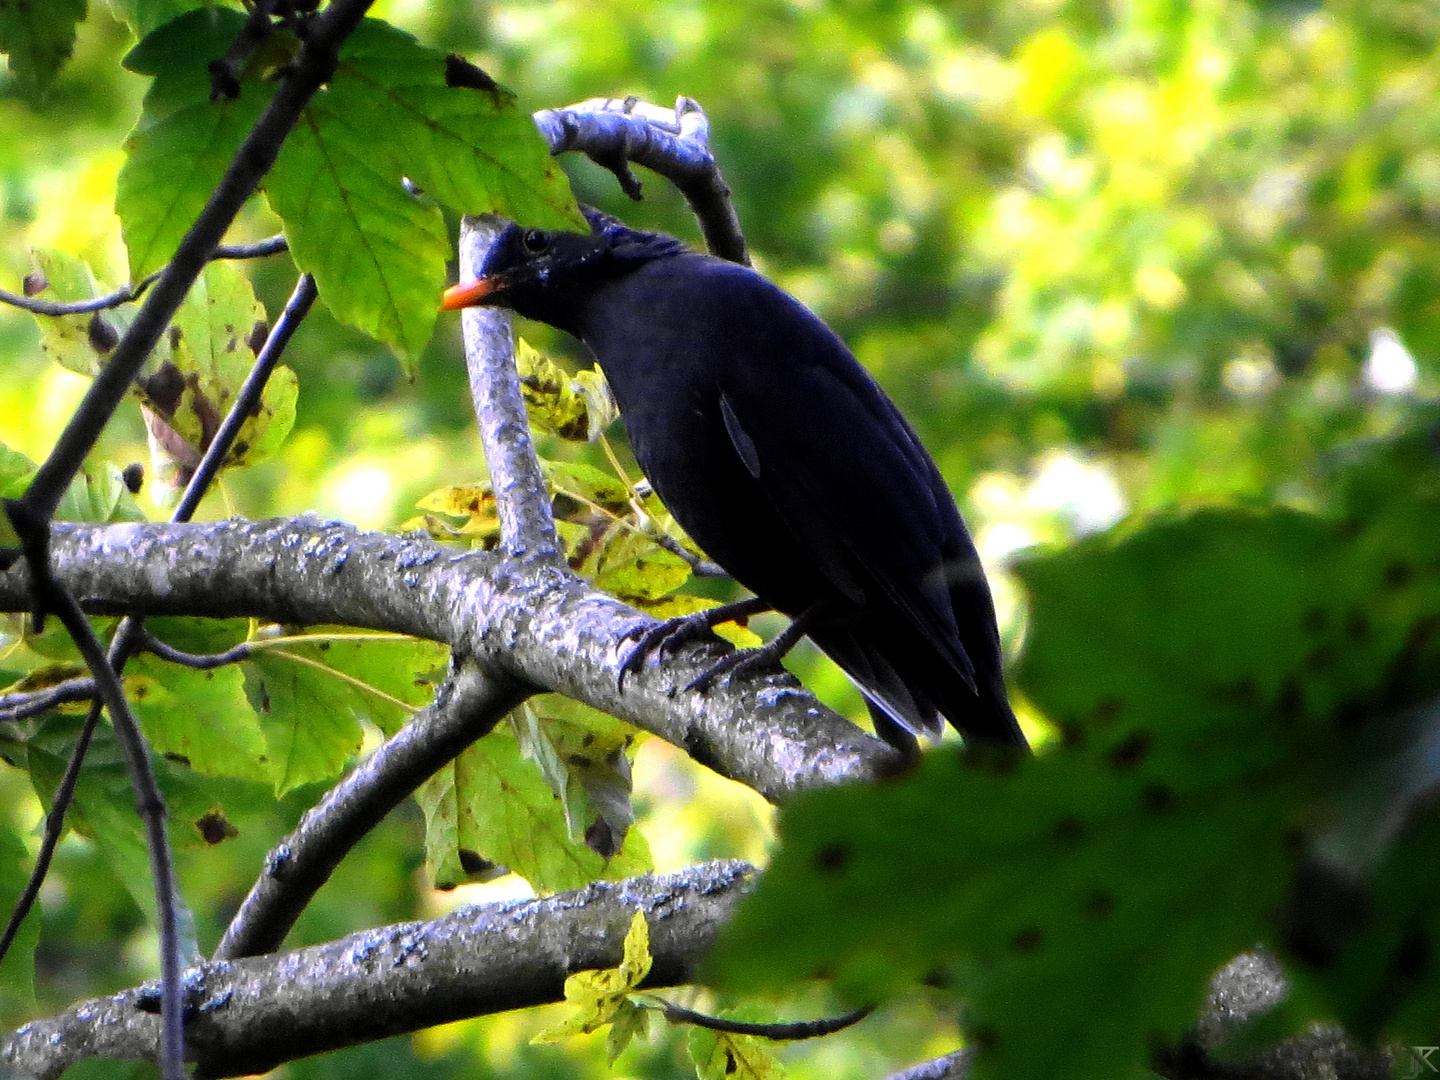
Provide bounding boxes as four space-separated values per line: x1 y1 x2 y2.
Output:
444 208 1025 752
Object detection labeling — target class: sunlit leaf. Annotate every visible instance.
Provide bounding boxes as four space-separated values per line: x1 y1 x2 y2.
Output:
534 910 652 1041
515 338 618 441
417 723 650 894
267 18 580 366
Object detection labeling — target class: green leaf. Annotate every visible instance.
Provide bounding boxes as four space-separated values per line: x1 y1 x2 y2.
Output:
326 21 582 230
0 442 36 549
24 717 235 958
709 490 1440 1079
28 248 110 379
119 12 579 365
265 119 450 369
117 9 274 280
111 0 215 39
517 698 646 856
266 19 580 367
242 650 366 796
0 821 39 1025
130 656 269 783
0 0 85 98
585 528 692 603
54 463 146 525
266 628 447 737
417 723 650 894
118 89 272 281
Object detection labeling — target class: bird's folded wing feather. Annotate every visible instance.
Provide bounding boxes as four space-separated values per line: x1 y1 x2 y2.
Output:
715 309 979 688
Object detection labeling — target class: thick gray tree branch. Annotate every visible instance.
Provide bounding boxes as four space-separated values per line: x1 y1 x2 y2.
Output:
534 96 749 264
2 860 753 1080
457 215 562 560
0 518 896 800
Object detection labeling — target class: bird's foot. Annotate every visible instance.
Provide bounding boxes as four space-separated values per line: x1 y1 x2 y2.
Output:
684 606 817 693
617 596 771 690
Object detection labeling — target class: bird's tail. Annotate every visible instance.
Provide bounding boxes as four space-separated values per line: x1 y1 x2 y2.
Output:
814 630 1026 751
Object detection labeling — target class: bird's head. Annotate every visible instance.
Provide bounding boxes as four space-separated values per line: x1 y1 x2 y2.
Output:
441 206 688 332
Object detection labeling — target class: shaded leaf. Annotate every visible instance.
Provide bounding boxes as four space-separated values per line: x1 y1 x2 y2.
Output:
710 471 1440 1079
0 0 85 98
129 656 269 783
242 650 366 796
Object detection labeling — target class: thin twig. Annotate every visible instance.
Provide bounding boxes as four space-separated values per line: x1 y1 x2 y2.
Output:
533 96 748 264
4 498 185 1080
0 675 96 721
0 272 320 1057
171 272 315 521
208 0 280 100
652 1000 872 1040
0 703 101 965
0 235 288 317
134 630 252 670
649 530 727 578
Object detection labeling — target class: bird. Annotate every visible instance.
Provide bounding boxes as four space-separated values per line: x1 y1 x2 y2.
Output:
443 207 1026 753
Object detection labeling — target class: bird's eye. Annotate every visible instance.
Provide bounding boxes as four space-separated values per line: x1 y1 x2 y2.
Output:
522 229 549 254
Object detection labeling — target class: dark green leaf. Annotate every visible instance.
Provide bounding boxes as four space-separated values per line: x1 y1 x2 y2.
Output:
0 0 85 98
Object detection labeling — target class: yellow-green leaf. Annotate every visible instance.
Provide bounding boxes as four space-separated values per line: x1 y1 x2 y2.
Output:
534 911 652 1041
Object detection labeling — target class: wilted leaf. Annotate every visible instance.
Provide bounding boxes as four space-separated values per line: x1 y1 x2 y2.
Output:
515 338 618 441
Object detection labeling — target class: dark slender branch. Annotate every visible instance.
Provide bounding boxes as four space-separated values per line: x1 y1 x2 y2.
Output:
213 660 527 960
208 0 280 100
0 283 148 316
456 216 562 560
2 500 185 1080
533 96 749 265
211 234 289 261
173 272 316 521
0 704 101 965
0 272 318 1042
19 0 373 523
135 630 252 670
655 1000 872 1040
0 674 96 721
0 236 288 317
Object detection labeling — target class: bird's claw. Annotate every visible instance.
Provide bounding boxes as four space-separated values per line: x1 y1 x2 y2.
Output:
616 612 724 690
683 646 776 694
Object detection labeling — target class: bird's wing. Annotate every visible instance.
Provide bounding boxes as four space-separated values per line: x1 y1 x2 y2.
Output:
713 295 981 690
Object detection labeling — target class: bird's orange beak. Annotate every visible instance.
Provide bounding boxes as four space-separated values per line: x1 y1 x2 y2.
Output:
441 277 502 310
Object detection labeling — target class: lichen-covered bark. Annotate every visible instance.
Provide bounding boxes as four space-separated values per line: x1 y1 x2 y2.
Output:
3 861 753 1080
0 517 895 800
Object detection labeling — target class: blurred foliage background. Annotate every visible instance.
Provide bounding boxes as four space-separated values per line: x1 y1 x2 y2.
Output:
1 0 1438 1076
